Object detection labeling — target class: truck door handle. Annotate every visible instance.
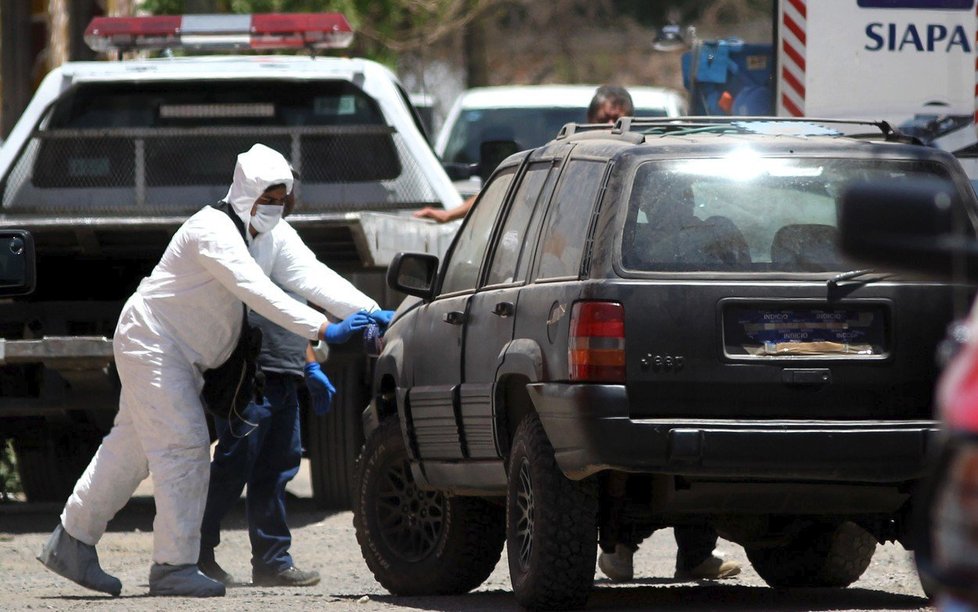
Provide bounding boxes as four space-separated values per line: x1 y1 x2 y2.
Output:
443 310 466 325
492 301 515 317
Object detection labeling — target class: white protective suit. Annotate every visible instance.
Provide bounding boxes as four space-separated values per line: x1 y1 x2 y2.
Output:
60 144 375 565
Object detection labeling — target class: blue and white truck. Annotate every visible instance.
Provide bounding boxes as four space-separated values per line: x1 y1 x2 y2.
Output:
684 0 978 178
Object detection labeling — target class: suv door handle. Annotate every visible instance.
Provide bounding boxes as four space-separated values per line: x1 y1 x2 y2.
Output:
443 310 466 325
492 301 515 318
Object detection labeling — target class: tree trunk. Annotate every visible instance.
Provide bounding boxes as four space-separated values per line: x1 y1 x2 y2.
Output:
463 15 488 88
68 1 99 61
1 0 34 138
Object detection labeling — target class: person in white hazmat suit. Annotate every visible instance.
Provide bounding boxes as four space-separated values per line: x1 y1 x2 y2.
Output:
37 143 379 598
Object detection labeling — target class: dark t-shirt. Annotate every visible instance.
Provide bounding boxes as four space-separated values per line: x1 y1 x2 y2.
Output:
248 288 308 376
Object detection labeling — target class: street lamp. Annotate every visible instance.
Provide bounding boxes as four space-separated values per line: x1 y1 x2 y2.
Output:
652 23 687 52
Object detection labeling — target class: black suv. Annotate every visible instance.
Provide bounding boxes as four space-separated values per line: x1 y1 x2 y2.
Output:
353 117 977 609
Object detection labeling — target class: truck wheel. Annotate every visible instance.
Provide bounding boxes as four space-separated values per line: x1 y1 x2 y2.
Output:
746 521 876 588
308 356 368 510
353 418 505 595
14 423 101 503
506 413 598 610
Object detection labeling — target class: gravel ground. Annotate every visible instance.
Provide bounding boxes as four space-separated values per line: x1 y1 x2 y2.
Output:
0 460 935 612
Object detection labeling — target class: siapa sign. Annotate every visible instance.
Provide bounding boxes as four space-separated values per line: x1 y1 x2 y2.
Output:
864 22 972 52
778 0 977 122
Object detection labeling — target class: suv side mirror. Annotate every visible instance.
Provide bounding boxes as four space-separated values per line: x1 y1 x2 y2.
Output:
387 252 439 300
839 179 978 281
477 140 519 183
0 229 35 296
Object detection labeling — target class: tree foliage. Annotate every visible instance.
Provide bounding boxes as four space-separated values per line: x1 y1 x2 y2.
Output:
140 0 508 65
136 0 775 88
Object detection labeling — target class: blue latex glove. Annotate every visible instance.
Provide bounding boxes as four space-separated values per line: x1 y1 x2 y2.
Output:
368 309 396 329
304 362 336 415
322 310 372 344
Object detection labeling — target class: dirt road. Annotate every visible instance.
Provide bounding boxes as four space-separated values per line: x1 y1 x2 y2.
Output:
0 460 934 611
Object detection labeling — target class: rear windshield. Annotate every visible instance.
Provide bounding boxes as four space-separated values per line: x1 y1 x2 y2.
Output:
441 105 668 164
2 80 442 215
621 156 957 273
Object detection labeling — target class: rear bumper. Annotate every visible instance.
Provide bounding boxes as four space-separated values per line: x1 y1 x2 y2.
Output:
0 336 113 368
526 382 938 482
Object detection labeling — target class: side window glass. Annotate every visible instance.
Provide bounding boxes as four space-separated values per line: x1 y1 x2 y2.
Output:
514 165 560 281
485 164 551 286
535 160 606 279
440 170 515 294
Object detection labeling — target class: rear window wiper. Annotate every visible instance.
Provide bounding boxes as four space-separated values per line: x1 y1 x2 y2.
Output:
827 268 892 289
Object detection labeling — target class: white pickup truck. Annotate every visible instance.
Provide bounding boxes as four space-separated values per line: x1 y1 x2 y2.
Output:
0 12 461 507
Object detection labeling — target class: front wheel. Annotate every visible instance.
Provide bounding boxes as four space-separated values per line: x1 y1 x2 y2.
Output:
746 521 877 588
308 355 367 510
507 413 598 610
353 418 505 595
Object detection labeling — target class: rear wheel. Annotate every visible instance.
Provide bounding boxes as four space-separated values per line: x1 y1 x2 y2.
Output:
746 521 877 588
354 418 505 595
14 422 102 503
507 413 598 610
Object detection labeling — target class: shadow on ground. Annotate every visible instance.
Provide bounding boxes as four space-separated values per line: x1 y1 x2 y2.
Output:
367 584 930 612
0 495 338 535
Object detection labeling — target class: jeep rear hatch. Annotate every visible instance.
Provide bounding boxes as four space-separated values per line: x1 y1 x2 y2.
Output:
617 155 975 420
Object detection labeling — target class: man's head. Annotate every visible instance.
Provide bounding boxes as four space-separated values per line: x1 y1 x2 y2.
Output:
587 85 635 124
249 183 289 234
224 143 293 234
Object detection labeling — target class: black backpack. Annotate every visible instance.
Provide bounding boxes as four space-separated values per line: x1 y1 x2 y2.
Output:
200 202 265 425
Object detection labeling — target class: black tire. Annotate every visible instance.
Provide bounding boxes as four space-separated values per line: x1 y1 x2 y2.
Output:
507 414 598 610
746 521 877 588
14 422 102 503
353 418 505 595
308 355 368 510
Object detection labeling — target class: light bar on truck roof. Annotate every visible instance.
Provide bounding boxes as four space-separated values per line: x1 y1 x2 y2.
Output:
84 13 354 54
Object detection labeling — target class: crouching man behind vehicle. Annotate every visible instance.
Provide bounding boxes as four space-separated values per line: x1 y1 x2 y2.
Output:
37 144 377 598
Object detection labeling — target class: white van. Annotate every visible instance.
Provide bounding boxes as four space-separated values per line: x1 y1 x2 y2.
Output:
435 84 687 195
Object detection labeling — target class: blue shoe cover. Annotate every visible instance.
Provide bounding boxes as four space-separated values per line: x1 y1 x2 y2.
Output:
148 563 226 597
37 524 122 596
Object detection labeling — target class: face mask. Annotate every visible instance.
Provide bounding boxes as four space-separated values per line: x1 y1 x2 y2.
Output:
250 204 283 234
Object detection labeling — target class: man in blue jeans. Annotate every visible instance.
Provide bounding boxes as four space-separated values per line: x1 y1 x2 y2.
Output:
198 175 394 587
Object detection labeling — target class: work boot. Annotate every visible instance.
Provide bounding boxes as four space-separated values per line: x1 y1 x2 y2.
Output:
197 554 240 587
37 523 122 596
597 544 635 582
148 563 226 597
674 553 741 580
253 565 321 587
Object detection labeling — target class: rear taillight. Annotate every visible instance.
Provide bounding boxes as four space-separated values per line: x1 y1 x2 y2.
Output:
568 301 625 383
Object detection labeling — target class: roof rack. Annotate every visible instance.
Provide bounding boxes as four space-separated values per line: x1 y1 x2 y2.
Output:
615 116 921 144
556 122 621 139
557 116 921 145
